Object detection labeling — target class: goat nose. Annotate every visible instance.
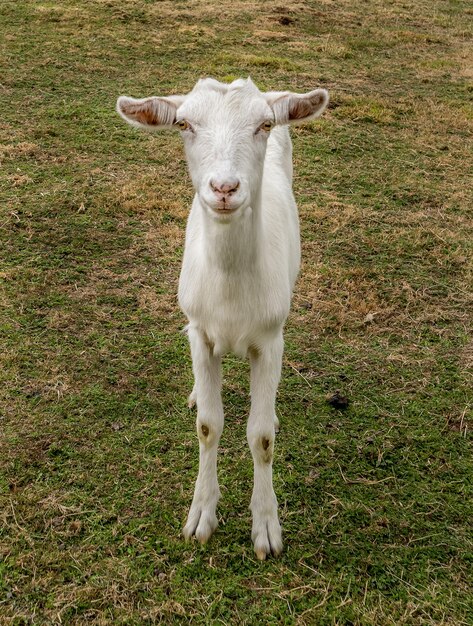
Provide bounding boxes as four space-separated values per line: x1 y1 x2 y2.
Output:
210 178 240 195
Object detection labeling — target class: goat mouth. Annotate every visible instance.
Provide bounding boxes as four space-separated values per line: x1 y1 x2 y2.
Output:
212 207 242 219
201 195 246 216
206 201 242 215
214 206 238 214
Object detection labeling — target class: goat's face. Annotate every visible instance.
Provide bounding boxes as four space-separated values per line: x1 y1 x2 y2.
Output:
175 79 274 218
117 78 329 219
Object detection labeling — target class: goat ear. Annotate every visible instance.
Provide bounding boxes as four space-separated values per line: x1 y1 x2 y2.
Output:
266 88 329 125
116 95 185 129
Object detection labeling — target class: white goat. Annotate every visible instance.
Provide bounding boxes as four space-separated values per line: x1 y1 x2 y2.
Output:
117 78 329 559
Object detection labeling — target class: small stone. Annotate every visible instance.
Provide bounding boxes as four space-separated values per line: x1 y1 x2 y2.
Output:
326 391 350 410
279 15 294 25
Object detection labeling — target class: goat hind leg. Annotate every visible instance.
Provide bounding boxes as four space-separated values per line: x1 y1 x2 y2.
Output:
183 327 223 544
188 383 197 409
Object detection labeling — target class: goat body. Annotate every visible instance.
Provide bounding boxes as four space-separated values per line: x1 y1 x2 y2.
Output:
179 125 299 358
117 78 329 559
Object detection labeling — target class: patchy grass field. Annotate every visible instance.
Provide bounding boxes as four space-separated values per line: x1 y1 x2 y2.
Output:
1 0 472 623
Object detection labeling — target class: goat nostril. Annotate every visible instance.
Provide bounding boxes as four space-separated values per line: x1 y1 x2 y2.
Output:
210 179 240 195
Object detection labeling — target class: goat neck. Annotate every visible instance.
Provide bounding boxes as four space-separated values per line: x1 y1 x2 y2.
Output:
196 186 263 273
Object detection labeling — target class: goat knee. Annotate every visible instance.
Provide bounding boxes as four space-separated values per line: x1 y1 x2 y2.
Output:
197 419 222 446
248 430 274 464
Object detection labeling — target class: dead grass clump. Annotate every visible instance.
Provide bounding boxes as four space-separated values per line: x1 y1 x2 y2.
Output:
137 285 176 319
33 4 89 23
176 24 216 40
68 267 133 303
0 141 39 159
216 52 301 72
1 436 54 474
115 166 189 219
304 200 376 234
7 174 34 187
46 309 79 331
294 258 391 333
250 29 291 43
332 95 396 124
460 340 473 378
409 100 473 136
143 225 183 257
314 35 350 59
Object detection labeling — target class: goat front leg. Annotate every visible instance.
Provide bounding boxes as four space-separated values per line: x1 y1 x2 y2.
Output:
183 326 223 544
247 333 284 560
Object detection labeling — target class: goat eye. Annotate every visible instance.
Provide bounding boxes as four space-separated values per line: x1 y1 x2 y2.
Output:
260 120 274 132
176 120 191 131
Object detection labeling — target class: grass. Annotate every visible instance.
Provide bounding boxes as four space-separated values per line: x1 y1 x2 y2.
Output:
0 0 472 623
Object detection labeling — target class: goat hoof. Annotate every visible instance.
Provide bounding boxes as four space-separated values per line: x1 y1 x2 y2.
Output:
255 547 268 561
183 508 218 544
274 415 280 433
252 517 283 560
187 389 197 409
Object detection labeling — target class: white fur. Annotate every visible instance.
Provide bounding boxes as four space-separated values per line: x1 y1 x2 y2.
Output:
117 77 329 559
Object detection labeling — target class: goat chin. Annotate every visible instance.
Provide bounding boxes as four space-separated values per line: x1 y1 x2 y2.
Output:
116 76 329 559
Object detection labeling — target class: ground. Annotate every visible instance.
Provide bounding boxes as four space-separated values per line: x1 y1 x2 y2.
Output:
0 0 472 624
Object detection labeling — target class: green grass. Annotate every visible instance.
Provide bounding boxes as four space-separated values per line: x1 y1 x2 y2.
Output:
1 0 472 623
